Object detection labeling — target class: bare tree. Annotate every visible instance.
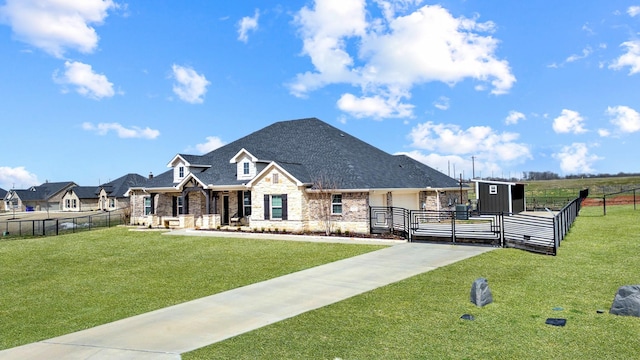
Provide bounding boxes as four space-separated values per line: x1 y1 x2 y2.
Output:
312 175 339 236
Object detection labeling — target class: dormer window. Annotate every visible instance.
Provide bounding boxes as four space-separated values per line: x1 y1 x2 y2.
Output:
243 162 250 175
179 166 185 178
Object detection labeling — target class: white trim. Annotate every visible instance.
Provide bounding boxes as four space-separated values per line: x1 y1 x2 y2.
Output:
246 162 305 187
229 148 259 163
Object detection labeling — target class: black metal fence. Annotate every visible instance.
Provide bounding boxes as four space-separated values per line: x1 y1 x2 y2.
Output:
1 211 126 239
370 190 587 256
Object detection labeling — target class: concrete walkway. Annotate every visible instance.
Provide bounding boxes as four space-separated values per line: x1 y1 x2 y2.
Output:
0 233 494 360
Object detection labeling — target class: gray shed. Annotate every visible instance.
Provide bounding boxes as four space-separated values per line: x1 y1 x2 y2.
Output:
473 179 525 214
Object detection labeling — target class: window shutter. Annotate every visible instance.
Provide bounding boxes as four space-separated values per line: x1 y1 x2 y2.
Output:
237 191 244 217
184 194 189 214
264 194 270 220
282 194 288 220
172 196 177 217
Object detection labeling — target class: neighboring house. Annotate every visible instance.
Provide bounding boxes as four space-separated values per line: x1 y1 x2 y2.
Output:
472 179 525 214
61 186 100 212
6 181 77 212
129 118 466 234
0 188 7 211
98 173 148 211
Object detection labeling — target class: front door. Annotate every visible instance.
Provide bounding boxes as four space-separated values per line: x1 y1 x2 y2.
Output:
222 195 229 225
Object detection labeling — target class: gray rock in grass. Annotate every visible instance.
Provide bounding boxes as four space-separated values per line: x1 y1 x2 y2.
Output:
470 278 493 307
610 285 640 317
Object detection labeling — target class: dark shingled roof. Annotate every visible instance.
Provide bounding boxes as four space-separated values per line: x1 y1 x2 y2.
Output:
70 186 100 199
12 182 77 201
0 188 6 199
101 173 149 197
146 118 460 190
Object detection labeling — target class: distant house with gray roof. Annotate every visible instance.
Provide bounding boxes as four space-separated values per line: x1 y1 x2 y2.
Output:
128 118 466 233
61 186 100 212
6 181 77 212
98 173 148 211
1 188 8 211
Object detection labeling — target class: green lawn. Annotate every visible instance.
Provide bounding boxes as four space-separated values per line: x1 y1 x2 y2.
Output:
186 205 640 359
0 228 384 350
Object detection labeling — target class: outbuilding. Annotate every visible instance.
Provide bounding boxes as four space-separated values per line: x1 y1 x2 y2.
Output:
472 179 525 214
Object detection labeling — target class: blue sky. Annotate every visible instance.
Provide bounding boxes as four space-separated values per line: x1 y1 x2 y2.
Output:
1 0 640 190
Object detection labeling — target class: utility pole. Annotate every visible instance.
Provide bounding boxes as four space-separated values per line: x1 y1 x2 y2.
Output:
471 156 476 179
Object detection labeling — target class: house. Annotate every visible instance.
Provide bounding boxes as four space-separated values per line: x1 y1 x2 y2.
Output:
61 186 100 212
472 179 525 214
129 118 467 234
0 188 8 211
98 173 148 211
6 181 77 212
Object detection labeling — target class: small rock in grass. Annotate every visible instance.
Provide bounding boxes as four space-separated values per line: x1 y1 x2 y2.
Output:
610 285 640 317
460 314 475 321
470 278 493 307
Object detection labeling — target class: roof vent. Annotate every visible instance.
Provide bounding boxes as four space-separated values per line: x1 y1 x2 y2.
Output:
339 133 345 137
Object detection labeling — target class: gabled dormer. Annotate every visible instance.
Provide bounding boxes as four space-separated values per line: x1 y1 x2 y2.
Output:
229 148 261 181
167 154 211 184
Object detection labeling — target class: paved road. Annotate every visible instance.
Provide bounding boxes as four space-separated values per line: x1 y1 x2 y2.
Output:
0 234 494 360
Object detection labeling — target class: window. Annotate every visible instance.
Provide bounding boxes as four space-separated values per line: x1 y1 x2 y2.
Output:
243 162 250 175
489 185 498 195
177 196 184 215
271 195 282 219
331 194 343 214
179 166 185 178
109 198 115 208
144 197 152 215
66 199 70 208
272 173 279 184
264 194 287 220
243 191 252 216
72 199 77 208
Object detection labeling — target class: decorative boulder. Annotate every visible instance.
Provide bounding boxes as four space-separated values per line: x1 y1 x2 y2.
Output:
610 285 640 317
470 278 493 307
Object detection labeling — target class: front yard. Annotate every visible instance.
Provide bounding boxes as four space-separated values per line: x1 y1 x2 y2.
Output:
0 228 383 350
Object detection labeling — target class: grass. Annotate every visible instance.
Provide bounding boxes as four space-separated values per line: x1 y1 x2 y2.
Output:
185 205 640 359
0 228 384 350
524 176 640 198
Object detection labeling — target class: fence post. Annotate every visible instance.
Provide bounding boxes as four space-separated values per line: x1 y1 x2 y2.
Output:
635 189 637 211
56 219 59 236
603 196 607 216
451 211 456 243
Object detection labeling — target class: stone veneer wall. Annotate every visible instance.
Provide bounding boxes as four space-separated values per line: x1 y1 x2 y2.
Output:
250 167 305 233
306 192 369 234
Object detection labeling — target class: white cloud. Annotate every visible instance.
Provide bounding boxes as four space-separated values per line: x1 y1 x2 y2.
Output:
194 136 226 154
82 122 160 139
553 143 601 174
171 64 210 104
0 166 39 189
54 61 115 99
237 9 259 43
628 6 640 17
610 40 640 75
598 128 611 137
399 150 501 179
408 121 531 164
433 96 450 110
566 46 592 63
337 90 414 118
290 1 515 119
552 109 587 134
0 0 117 58
607 105 640 133
505 110 525 125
